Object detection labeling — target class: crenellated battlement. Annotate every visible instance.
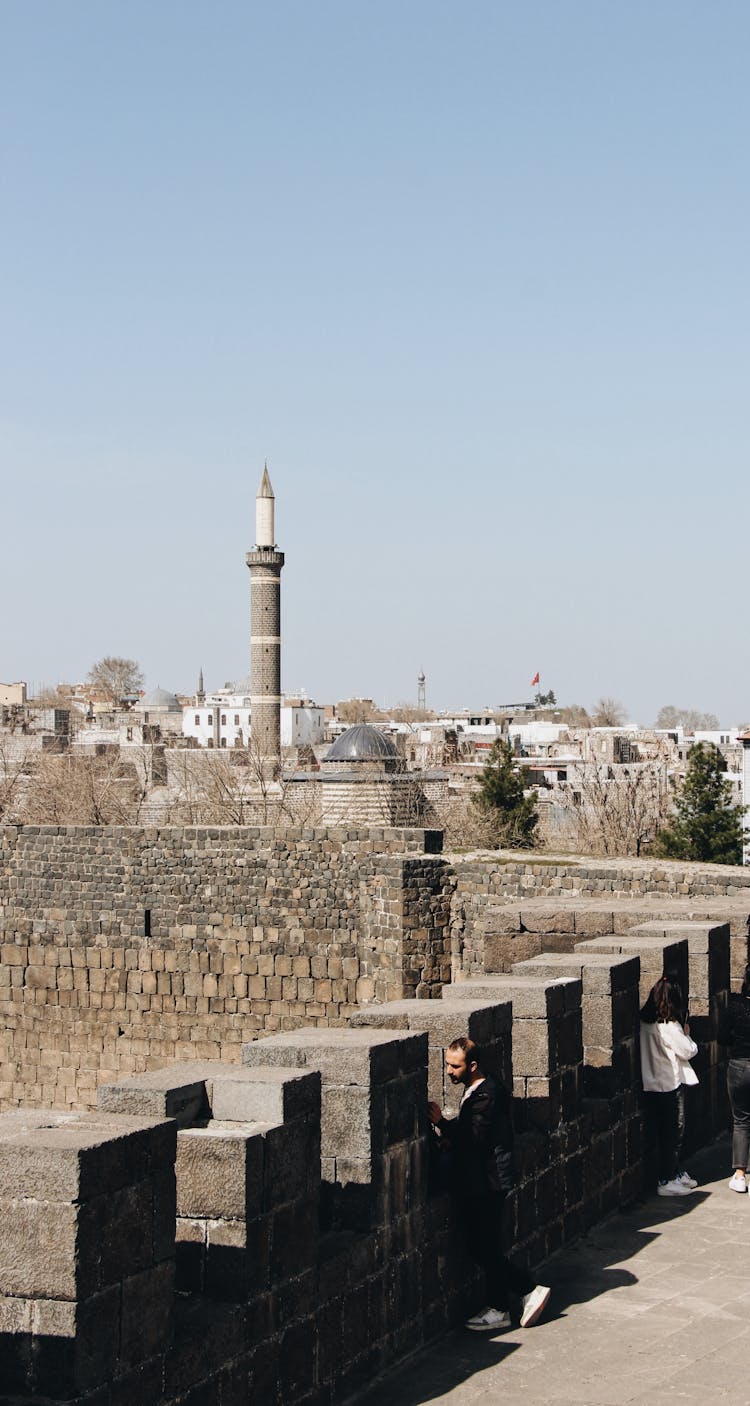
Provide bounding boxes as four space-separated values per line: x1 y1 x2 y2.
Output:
0 915 734 1405
0 825 746 1403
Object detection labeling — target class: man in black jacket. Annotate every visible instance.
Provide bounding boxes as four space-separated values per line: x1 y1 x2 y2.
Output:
428 1036 551 1332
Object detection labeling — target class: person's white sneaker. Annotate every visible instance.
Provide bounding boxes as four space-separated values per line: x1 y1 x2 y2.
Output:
657 1178 693 1197
728 1172 748 1193
520 1284 551 1328
465 1306 511 1332
676 1170 698 1189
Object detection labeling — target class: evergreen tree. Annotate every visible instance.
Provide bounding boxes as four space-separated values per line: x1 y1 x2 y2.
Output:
473 739 538 849
654 742 745 865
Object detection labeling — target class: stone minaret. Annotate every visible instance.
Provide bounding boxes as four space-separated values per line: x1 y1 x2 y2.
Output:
245 465 284 767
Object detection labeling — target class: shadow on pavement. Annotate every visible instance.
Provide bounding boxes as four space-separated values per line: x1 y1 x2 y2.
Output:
356 1335 522 1406
546 1190 711 1319
356 1141 729 1404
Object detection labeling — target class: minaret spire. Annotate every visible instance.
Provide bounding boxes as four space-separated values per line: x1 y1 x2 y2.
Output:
256 463 275 547
246 465 284 770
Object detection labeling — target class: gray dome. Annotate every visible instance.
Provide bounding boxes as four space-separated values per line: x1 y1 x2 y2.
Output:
140 686 181 712
326 724 398 762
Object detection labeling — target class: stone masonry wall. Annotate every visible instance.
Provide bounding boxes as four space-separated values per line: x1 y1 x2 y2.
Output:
2 827 749 1113
450 851 750 985
0 826 450 1111
0 911 732 1406
0 825 742 1405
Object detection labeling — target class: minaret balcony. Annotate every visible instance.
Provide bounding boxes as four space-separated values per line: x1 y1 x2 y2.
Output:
246 548 285 567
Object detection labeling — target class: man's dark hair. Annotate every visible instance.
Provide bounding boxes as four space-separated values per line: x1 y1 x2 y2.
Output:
447 1036 483 1069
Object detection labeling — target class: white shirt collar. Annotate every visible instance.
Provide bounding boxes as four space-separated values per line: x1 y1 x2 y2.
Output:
460 1076 485 1106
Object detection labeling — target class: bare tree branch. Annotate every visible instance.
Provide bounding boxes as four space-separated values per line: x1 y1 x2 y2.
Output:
87 657 144 705
555 758 671 857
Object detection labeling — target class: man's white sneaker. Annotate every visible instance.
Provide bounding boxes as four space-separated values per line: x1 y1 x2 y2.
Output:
728 1172 748 1193
465 1306 511 1332
520 1284 551 1328
676 1170 698 1189
657 1178 693 1197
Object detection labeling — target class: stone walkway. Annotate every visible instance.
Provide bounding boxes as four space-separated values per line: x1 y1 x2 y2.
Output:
357 1138 748 1406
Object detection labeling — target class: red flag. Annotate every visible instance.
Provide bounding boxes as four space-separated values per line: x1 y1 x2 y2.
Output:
530 672 540 687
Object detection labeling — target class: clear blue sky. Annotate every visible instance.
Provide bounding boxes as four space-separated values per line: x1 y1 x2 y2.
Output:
2 2 748 722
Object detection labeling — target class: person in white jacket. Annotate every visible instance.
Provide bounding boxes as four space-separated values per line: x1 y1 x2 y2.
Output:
640 975 699 1198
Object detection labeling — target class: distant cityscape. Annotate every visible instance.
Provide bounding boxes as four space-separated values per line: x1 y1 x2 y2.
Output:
2 672 749 861
3 471 748 861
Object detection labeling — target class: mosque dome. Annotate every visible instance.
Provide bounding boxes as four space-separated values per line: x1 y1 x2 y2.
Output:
325 724 398 763
139 686 181 713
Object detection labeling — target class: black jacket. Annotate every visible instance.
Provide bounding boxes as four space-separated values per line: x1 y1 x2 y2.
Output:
438 1074 515 1196
718 994 750 1059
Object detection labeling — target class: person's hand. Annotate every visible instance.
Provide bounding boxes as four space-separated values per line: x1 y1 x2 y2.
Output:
427 1101 442 1125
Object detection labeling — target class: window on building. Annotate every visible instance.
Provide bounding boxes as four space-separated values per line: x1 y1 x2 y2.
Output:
220 737 227 748
221 714 227 725
234 714 239 725
207 738 214 748
195 714 200 725
126 727 133 742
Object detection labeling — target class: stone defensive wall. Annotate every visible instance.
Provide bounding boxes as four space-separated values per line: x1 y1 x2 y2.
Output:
450 849 750 987
0 910 734 1406
0 825 451 1110
0 826 747 1403
0 825 748 1113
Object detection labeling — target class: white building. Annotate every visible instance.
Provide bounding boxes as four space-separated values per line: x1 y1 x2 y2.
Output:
693 728 740 748
280 702 325 748
509 721 569 752
182 686 252 749
181 682 324 750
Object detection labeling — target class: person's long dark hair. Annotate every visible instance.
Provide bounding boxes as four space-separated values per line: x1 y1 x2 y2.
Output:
640 975 686 1025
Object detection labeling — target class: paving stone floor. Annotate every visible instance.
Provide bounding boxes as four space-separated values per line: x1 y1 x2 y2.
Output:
357 1138 748 1406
